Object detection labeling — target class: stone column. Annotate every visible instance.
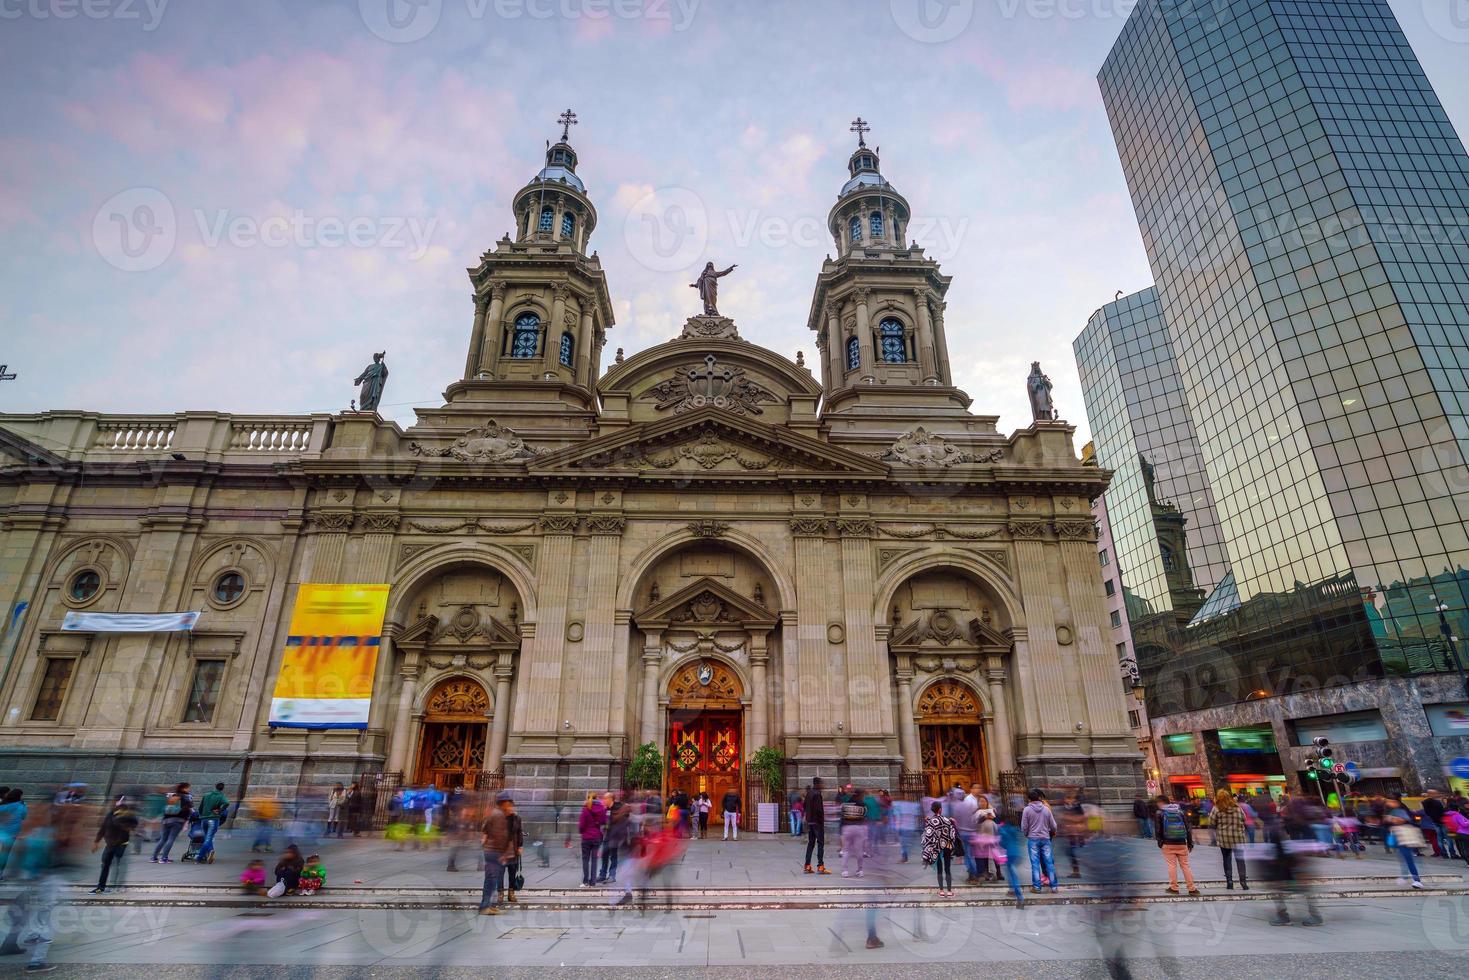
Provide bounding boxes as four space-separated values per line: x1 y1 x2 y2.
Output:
514 514 576 734
838 518 886 735
895 665 921 773
487 661 514 772
387 662 421 774
1010 524 1070 743
987 656 1015 772
853 289 874 370
548 284 568 365
639 629 663 747
913 289 938 382
576 518 623 731
983 716 999 787
576 309 595 388
1057 521 1134 738
480 281 507 377
932 301 952 387
824 305 844 388
789 520 830 735
464 291 489 380
749 631 769 754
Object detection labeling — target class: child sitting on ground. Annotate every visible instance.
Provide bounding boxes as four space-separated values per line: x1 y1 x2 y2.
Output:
240 858 266 895
298 854 326 896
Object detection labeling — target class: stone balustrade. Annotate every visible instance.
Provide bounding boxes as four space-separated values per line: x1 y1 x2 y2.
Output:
1 411 333 462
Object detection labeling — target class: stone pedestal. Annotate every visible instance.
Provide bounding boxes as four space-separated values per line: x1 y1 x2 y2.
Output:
680 315 740 340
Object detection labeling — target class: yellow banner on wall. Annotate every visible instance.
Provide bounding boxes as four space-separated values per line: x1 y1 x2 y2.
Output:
268 583 390 729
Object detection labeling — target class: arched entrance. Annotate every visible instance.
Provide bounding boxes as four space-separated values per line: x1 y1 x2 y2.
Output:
666 659 743 826
416 677 490 789
916 679 989 798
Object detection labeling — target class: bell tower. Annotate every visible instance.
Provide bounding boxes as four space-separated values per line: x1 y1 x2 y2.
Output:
807 118 968 418
446 110 615 433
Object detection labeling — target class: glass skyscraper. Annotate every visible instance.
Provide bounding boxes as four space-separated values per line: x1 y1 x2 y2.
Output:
1087 0 1469 796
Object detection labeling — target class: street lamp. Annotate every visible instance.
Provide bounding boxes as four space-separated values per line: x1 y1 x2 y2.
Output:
1433 598 1469 700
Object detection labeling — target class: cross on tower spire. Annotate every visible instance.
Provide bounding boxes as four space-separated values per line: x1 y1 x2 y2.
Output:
557 108 578 142
849 116 870 148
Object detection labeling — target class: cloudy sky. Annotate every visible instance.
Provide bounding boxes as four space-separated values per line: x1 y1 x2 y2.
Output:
3 0 1467 443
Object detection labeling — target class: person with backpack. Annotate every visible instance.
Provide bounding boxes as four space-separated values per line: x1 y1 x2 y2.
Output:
1019 788 1058 894
802 777 830 874
1154 795 1200 895
91 796 139 894
920 800 958 897
151 783 192 864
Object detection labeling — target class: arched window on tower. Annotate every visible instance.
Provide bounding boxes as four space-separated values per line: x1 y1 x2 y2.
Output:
870 211 884 239
559 331 575 367
849 216 862 244
846 336 860 372
561 213 574 239
538 207 554 233
878 317 908 363
510 313 541 358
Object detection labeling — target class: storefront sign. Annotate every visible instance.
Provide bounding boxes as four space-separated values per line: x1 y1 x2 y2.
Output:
268 583 389 730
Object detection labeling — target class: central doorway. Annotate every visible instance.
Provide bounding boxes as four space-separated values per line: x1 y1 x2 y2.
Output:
665 660 743 825
916 678 989 797
415 677 490 789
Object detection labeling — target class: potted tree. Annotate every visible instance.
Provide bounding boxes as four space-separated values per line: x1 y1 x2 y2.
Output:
627 741 664 794
747 746 786 833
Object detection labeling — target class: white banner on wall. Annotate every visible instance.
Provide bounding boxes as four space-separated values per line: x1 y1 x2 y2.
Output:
61 611 201 633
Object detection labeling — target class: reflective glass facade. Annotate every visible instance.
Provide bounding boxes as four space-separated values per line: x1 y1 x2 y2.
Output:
1095 0 1469 716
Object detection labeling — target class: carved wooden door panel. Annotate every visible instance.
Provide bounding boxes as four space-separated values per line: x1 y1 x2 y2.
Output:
920 724 986 798
417 722 487 789
667 711 742 825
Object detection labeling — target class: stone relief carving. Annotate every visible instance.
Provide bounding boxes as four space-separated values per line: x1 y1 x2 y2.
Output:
835 519 875 536
644 355 778 416
405 519 538 535
872 426 1005 467
1008 521 1047 539
585 516 626 535
358 513 400 532
641 431 772 471
538 515 579 534
789 517 829 536
686 519 730 538
309 512 354 532
876 523 1004 541
1053 520 1096 540
408 422 541 463
679 314 740 341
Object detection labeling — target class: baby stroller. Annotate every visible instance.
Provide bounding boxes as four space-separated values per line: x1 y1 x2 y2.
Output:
182 815 216 863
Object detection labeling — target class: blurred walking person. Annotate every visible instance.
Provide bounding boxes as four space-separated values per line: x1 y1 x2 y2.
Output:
1154 796 1200 895
325 783 346 838
803 776 830 874
1385 800 1425 888
840 788 868 877
0 789 26 880
1020 788 1058 894
501 793 524 905
599 793 630 883
91 796 138 894
1211 789 1248 890
198 782 229 856
920 800 957 897
3 814 58 973
1132 797 1152 839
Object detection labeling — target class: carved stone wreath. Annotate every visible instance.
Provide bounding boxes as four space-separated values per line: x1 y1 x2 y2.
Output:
408 422 541 463
641 431 772 471
873 426 1005 468
644 355 778 416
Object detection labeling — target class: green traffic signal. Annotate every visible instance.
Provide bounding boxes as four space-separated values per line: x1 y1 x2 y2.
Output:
1306 769 1318 780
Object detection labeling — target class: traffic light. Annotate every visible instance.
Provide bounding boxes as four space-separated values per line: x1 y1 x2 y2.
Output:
1313 736 1334 771
1306 769 1318 780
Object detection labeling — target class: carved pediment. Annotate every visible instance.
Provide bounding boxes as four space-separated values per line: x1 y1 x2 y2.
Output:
890 607 1009 651
635 576 776 629
399 607 519 648
528 409 888 477
407 421 542 463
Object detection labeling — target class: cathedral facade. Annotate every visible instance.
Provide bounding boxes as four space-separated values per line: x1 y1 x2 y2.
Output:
0 126 1144 812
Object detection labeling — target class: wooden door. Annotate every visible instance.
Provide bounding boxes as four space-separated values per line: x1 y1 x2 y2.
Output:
920 723 986 799
417 721 487 789
668 711 742 824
